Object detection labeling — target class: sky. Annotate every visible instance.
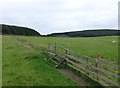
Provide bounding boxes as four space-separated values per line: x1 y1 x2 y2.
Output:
0 0 119 35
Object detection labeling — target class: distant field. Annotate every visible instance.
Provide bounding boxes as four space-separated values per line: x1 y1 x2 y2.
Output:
2 36 77 86
2 35 119 86
20 36 119 62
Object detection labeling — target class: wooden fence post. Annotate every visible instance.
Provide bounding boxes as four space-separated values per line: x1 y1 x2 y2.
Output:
54 43 56 54
64 48 68 65
64 48 68 56
48 44 50 51
96 53 101 80
86 58 89 75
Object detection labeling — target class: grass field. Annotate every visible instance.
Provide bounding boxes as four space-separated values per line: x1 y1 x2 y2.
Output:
2 35 119 86
20 36 119 62
2 36 78 86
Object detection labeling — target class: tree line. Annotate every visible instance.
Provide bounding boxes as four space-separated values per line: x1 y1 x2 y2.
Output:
1 24 41 36
1 24 120 37
47 29 120 37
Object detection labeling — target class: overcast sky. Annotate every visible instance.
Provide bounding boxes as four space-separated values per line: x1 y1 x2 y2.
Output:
0 0 119 35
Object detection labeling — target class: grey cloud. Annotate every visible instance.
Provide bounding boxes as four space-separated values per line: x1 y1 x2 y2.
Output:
1 0 119 35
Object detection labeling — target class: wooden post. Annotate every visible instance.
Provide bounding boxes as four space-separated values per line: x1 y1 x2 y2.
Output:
64 48 67 56
96 53 100 80
86 58 89 75
64 48 68 65
54 43 56 54
48 44 50 51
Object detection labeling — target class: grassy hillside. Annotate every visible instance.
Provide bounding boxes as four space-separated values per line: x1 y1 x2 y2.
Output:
22 36 119 62
2 36 77 86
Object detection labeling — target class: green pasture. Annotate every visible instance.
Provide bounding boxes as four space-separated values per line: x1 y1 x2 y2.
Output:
20 36 119 62
2 35 119 86
2 36 77 86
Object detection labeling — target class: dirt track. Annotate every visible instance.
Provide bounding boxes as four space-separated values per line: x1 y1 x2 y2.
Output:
58 68 92 86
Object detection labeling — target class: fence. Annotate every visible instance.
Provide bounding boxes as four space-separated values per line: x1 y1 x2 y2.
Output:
47 43 119 87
